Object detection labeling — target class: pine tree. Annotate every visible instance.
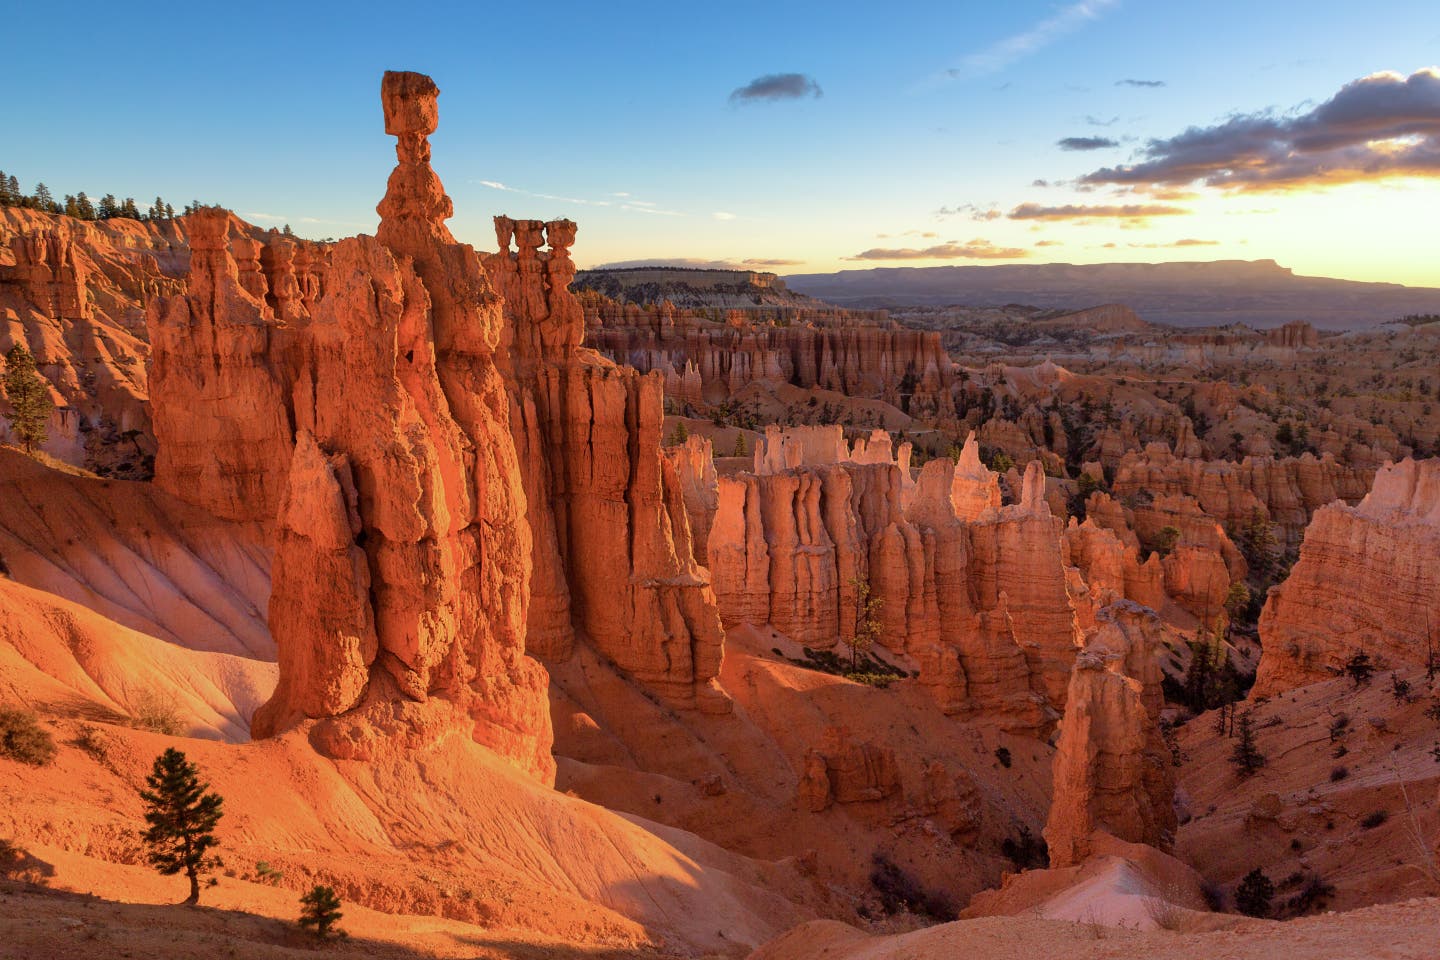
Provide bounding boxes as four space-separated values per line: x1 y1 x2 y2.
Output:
1235 867 1274 917
1344 650 1375 687
63 195 79 218
120 197 141 220
8 176 21 206
33 182 54 211
74 191 95 220
139 748 224 905
844 575 884 671
98 193 118 219
164 202 175 220
732 432 748 457
3 344 53 453
298 885 344 938
1229 711 1266 777
150 196 166 220
0 170 11 206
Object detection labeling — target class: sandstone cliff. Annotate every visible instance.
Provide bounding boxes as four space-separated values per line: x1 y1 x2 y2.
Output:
1111 446 1372 549
678 428 1083 731
0 208 189 473
482 216 728 713
1253 457 1440 695
589 307 958 420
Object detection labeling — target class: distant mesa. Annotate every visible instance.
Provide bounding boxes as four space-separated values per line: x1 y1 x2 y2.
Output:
783 259 1440 330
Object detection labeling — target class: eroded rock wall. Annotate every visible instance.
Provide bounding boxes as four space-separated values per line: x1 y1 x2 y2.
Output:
1044 602 1176 867
483 217 729 713
1254 457 1440 695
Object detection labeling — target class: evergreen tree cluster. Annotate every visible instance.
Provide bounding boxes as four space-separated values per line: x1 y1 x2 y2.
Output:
0 167 183 222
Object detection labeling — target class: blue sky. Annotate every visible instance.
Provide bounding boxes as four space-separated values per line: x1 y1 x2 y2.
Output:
6 1 1439 283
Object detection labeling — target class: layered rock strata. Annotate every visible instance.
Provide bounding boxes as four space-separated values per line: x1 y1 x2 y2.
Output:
1253 457 1440 695
482 216 728 713
1044 602 1176 867
677 428 1084 730
589 311 958 419
149 72 554 780
1110 446 1372 549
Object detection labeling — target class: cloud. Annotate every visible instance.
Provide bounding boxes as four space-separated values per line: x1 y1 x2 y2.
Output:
474 179 682 215
713 211 737 220
1081 67 1440 191
593 258 753 270
1124 238 1221 248
1116 78 1166 88
1007 202 1189 221
935 203 1002 220
242 212 367 228
1034 239 1065 247
591 257 804 270
1058 136 1120 151
847 239 1030 261
729 73 822 103
946 0 1119 78
1086 114 1120 127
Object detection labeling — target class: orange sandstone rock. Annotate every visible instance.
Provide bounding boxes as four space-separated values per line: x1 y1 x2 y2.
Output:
1044 602 1176 867
151 72 555 781
1253 457 1440 695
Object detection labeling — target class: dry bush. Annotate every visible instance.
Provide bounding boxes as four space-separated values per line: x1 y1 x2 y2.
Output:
128 689 183 735
1142 882 1188 931
0 707 57 766
72 723 109 760
0 838 54 885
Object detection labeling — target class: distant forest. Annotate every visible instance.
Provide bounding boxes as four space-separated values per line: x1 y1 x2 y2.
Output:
0 168 230 226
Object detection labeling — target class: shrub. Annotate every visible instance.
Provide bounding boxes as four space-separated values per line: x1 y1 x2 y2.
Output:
1283 873 1335 916
0 838 53 885
1234 868 1274 917
1343 650 1375 687
994 746 1013 768
1200 881 1225 912
1141 882 1187 931
868 853 956 921
128 690 183 735
1360 810 1388 830
254 861 283 885
1000 825 1048 871
72 724 108 760
0 707 57 766
1391 673 1414 704
298 884 344 938
1329 766 1349 782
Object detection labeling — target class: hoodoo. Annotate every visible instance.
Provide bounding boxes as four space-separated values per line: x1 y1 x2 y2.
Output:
149 71 554 780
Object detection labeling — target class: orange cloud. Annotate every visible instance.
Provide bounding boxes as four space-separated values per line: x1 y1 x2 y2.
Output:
1008 202 1189 221
848 239 1030 261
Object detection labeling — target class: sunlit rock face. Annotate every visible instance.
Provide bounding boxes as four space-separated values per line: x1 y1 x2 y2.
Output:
149 71 554 782
1254 457 1440 696
482 215 730 714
